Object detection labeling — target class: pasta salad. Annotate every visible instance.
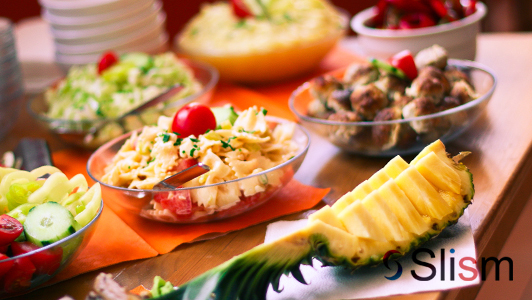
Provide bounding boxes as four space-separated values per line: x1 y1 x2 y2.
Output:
102 106 298 219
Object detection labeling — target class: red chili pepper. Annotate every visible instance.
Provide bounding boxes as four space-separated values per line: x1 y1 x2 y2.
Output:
370 0 388 27
386 0 433 15
464 0 477 17
230 0 253 18
428 0 448 18
399 12 436 29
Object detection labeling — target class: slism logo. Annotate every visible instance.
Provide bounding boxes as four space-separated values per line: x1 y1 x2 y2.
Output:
383 250 403 280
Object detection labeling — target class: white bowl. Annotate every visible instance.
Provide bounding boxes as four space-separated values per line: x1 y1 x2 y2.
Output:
54 13 166 55
51 8 163 46
54 32 169 69
39 0 151 17
351 1 487 60
42 0 154 29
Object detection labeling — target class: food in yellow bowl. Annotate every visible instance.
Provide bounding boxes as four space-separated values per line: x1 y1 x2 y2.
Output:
176 0 347 83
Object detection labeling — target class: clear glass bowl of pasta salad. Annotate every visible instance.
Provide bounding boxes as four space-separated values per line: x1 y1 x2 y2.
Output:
87 106 310 223
28 52 218 150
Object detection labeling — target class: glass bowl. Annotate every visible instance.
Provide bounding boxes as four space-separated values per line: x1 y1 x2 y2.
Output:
87 116 310 223
27 58 219 149
175 8 349 84
0 199 103 296
289 59 497 156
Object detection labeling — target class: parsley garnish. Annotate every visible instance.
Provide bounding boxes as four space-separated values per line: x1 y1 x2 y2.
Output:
238 129 256 134
221 137 236 151
261 108 268 115
236 20 247 28
283 13 293 22
190 138 200 143
148 158 155 164
174 138 183 146
162 133 170 143
190 148 196 156
173 131 181 136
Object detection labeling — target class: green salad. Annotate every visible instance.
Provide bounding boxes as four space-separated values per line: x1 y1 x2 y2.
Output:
44 52 203 148
46 52 201 120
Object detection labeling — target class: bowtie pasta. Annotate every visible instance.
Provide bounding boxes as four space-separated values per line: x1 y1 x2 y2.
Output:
102 107 298 218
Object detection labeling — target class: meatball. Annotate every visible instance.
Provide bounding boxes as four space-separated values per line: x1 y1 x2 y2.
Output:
402 97 450 135
406 75 445 105
309 75 343 102
392 94 414 108
418 66 451 93
326 88 353 112
374 74 409 101
327 110 365 142
444 67 472 85
450 80 476 104
343 62 379 87
414 44 448 70
372 106 415 150
350 83 389 120
307 98 332 119
440 96 468 128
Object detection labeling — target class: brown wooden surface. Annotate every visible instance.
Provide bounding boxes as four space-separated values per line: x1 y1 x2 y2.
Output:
3 33 532 300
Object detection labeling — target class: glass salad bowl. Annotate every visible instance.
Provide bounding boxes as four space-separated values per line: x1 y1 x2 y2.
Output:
0 200 103 296
87 116 310 224
289 59 497 156
27 58 219 150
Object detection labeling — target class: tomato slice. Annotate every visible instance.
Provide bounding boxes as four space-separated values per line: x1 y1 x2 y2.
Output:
97 51 119 75
3 256 36 293
0 254 14 278
0 215 23 246
231 0 253 18
154 190 192 216
171 103 217 138
388 50 418 81
11 242 63 275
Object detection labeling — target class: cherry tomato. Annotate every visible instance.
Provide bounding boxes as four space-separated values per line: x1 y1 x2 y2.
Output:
231 0 253 18
0 215 23 246
389 50 418 80
11 242 63 275
3 256 36 293
171 103 217 138
97 51 119 75
0 254 14 278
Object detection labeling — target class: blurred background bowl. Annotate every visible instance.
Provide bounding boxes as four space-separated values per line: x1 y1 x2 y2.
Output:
87 116 310 223
0 18 24 142
27 58 218 149
289 59 497 156
175 8 349 84
351 2 487 60
0 199 103 296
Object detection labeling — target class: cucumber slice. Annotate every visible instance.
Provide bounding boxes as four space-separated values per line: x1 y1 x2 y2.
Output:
370 58 407 80
24 202 78 247
211 106 239 129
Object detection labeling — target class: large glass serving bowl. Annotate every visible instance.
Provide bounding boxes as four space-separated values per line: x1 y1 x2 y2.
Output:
87 116 310 223
27 58 218 149
289 59 496 156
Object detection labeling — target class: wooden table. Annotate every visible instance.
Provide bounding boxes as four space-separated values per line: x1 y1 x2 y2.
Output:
3 33 532 300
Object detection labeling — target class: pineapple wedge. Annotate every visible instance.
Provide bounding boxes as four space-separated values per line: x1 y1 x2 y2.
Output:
155 140 474 300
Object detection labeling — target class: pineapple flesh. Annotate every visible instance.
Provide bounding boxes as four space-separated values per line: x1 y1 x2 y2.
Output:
155 140 474 300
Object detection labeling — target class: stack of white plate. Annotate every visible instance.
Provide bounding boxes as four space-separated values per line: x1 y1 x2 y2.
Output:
39 0 168 69
0 18 24 141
